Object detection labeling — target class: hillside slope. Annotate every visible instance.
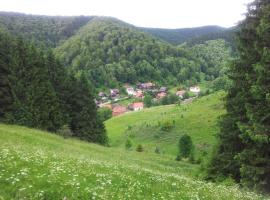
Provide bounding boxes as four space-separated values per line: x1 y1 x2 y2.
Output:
0 124 265 199
54 17 200 87
141 26 227 45
0 12 93 47
106 92 226 157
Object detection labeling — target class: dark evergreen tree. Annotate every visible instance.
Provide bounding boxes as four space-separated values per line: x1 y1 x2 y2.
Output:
0 30 13 121
208 0 270 192
68 74 108 145
178 134 194 159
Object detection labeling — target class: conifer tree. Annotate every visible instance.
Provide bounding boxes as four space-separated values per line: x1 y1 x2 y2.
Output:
0 31 13 121
68 74 108 145
208 0 270 192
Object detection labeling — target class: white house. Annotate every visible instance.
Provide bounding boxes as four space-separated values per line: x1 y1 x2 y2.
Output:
126 87 135 96
189 86 200 94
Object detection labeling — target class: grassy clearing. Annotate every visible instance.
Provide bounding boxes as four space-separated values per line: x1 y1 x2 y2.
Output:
106 92 225 157
0 124 267 199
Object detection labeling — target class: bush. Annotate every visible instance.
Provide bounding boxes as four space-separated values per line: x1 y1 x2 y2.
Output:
136 144 144 152
175 154 182 161
160 121 174 132
155 146 161 154
178 134 194 158
125 139 133 150
98 107 112 122
57 125 73 138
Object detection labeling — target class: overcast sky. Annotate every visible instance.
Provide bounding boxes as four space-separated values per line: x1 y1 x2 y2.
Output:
0 0 253 28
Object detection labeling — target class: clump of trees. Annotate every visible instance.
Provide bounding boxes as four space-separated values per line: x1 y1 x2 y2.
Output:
207 0 270 192
0 30 107 145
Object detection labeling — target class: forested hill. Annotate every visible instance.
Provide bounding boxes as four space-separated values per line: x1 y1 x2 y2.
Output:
140 26 232 45
0 12 234 47
54 17 232 88
0 12 93 47
0 12 233 89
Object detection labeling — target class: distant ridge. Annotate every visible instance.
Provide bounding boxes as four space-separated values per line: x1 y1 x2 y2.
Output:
140 26 231 45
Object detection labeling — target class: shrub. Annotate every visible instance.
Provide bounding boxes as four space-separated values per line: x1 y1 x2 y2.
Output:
57 125 73 138
136 144 144 152
160 121 174 132
155 146 161 154
178 134 194 158
98 108 112 122
125 139 133 150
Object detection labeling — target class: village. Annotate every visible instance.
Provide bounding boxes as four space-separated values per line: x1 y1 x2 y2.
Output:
96 82 201 117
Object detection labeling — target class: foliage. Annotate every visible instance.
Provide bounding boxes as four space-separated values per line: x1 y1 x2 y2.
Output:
98 107 113 122
54 17 233 88
136 144 144 152
208 0 270 192
0 12 92 47
125 138 133 150
141 26 228 45
160 120 175 132
57 125 73 138
0 31 107 145
178 134 194 159
143 94 152 107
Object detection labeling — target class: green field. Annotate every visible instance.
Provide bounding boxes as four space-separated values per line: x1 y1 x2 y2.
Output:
0 124 267 199
106 92 225 157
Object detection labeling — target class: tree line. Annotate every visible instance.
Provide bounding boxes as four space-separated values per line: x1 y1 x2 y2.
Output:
0 29 107 145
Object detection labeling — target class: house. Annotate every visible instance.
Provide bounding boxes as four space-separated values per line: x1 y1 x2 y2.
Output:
98 92 106 98
156 92 167 99
129 102 144 111
126 87 135 96
112 105 127 116
110 89 120 97
176 90 186 98
138 82 155 90
159 87 167 93
189 86 200 94
135 90 144 99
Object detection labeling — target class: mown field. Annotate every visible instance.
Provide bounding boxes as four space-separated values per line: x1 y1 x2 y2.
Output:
106 92 226 158
0 124 267 200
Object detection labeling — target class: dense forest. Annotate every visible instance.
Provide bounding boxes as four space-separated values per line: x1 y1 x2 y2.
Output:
141 26 230 45
207 0 270 192
0 28 107 144
54 17 233 88
0 12 93 47
0 12 234 90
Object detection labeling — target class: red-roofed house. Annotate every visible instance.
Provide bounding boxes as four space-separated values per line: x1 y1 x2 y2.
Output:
156 92 167 99
129 102 144 111
112 105 127 116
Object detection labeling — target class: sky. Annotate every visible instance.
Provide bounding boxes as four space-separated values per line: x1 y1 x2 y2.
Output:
0 0 254 28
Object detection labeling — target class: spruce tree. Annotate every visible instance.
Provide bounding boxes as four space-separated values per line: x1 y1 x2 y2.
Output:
208 0 270 192
68 74 108 145
0 31 13 121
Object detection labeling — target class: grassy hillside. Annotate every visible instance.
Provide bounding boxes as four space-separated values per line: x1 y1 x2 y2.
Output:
0 124 266 199
106 92 226 157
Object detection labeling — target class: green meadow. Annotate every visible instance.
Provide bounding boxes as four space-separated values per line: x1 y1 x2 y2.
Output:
106 92 225 157
0 123 266 199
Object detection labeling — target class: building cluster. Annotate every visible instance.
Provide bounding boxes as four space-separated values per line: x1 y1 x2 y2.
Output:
96 82 201 117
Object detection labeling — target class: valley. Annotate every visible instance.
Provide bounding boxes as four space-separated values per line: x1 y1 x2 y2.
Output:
0 1 270 198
